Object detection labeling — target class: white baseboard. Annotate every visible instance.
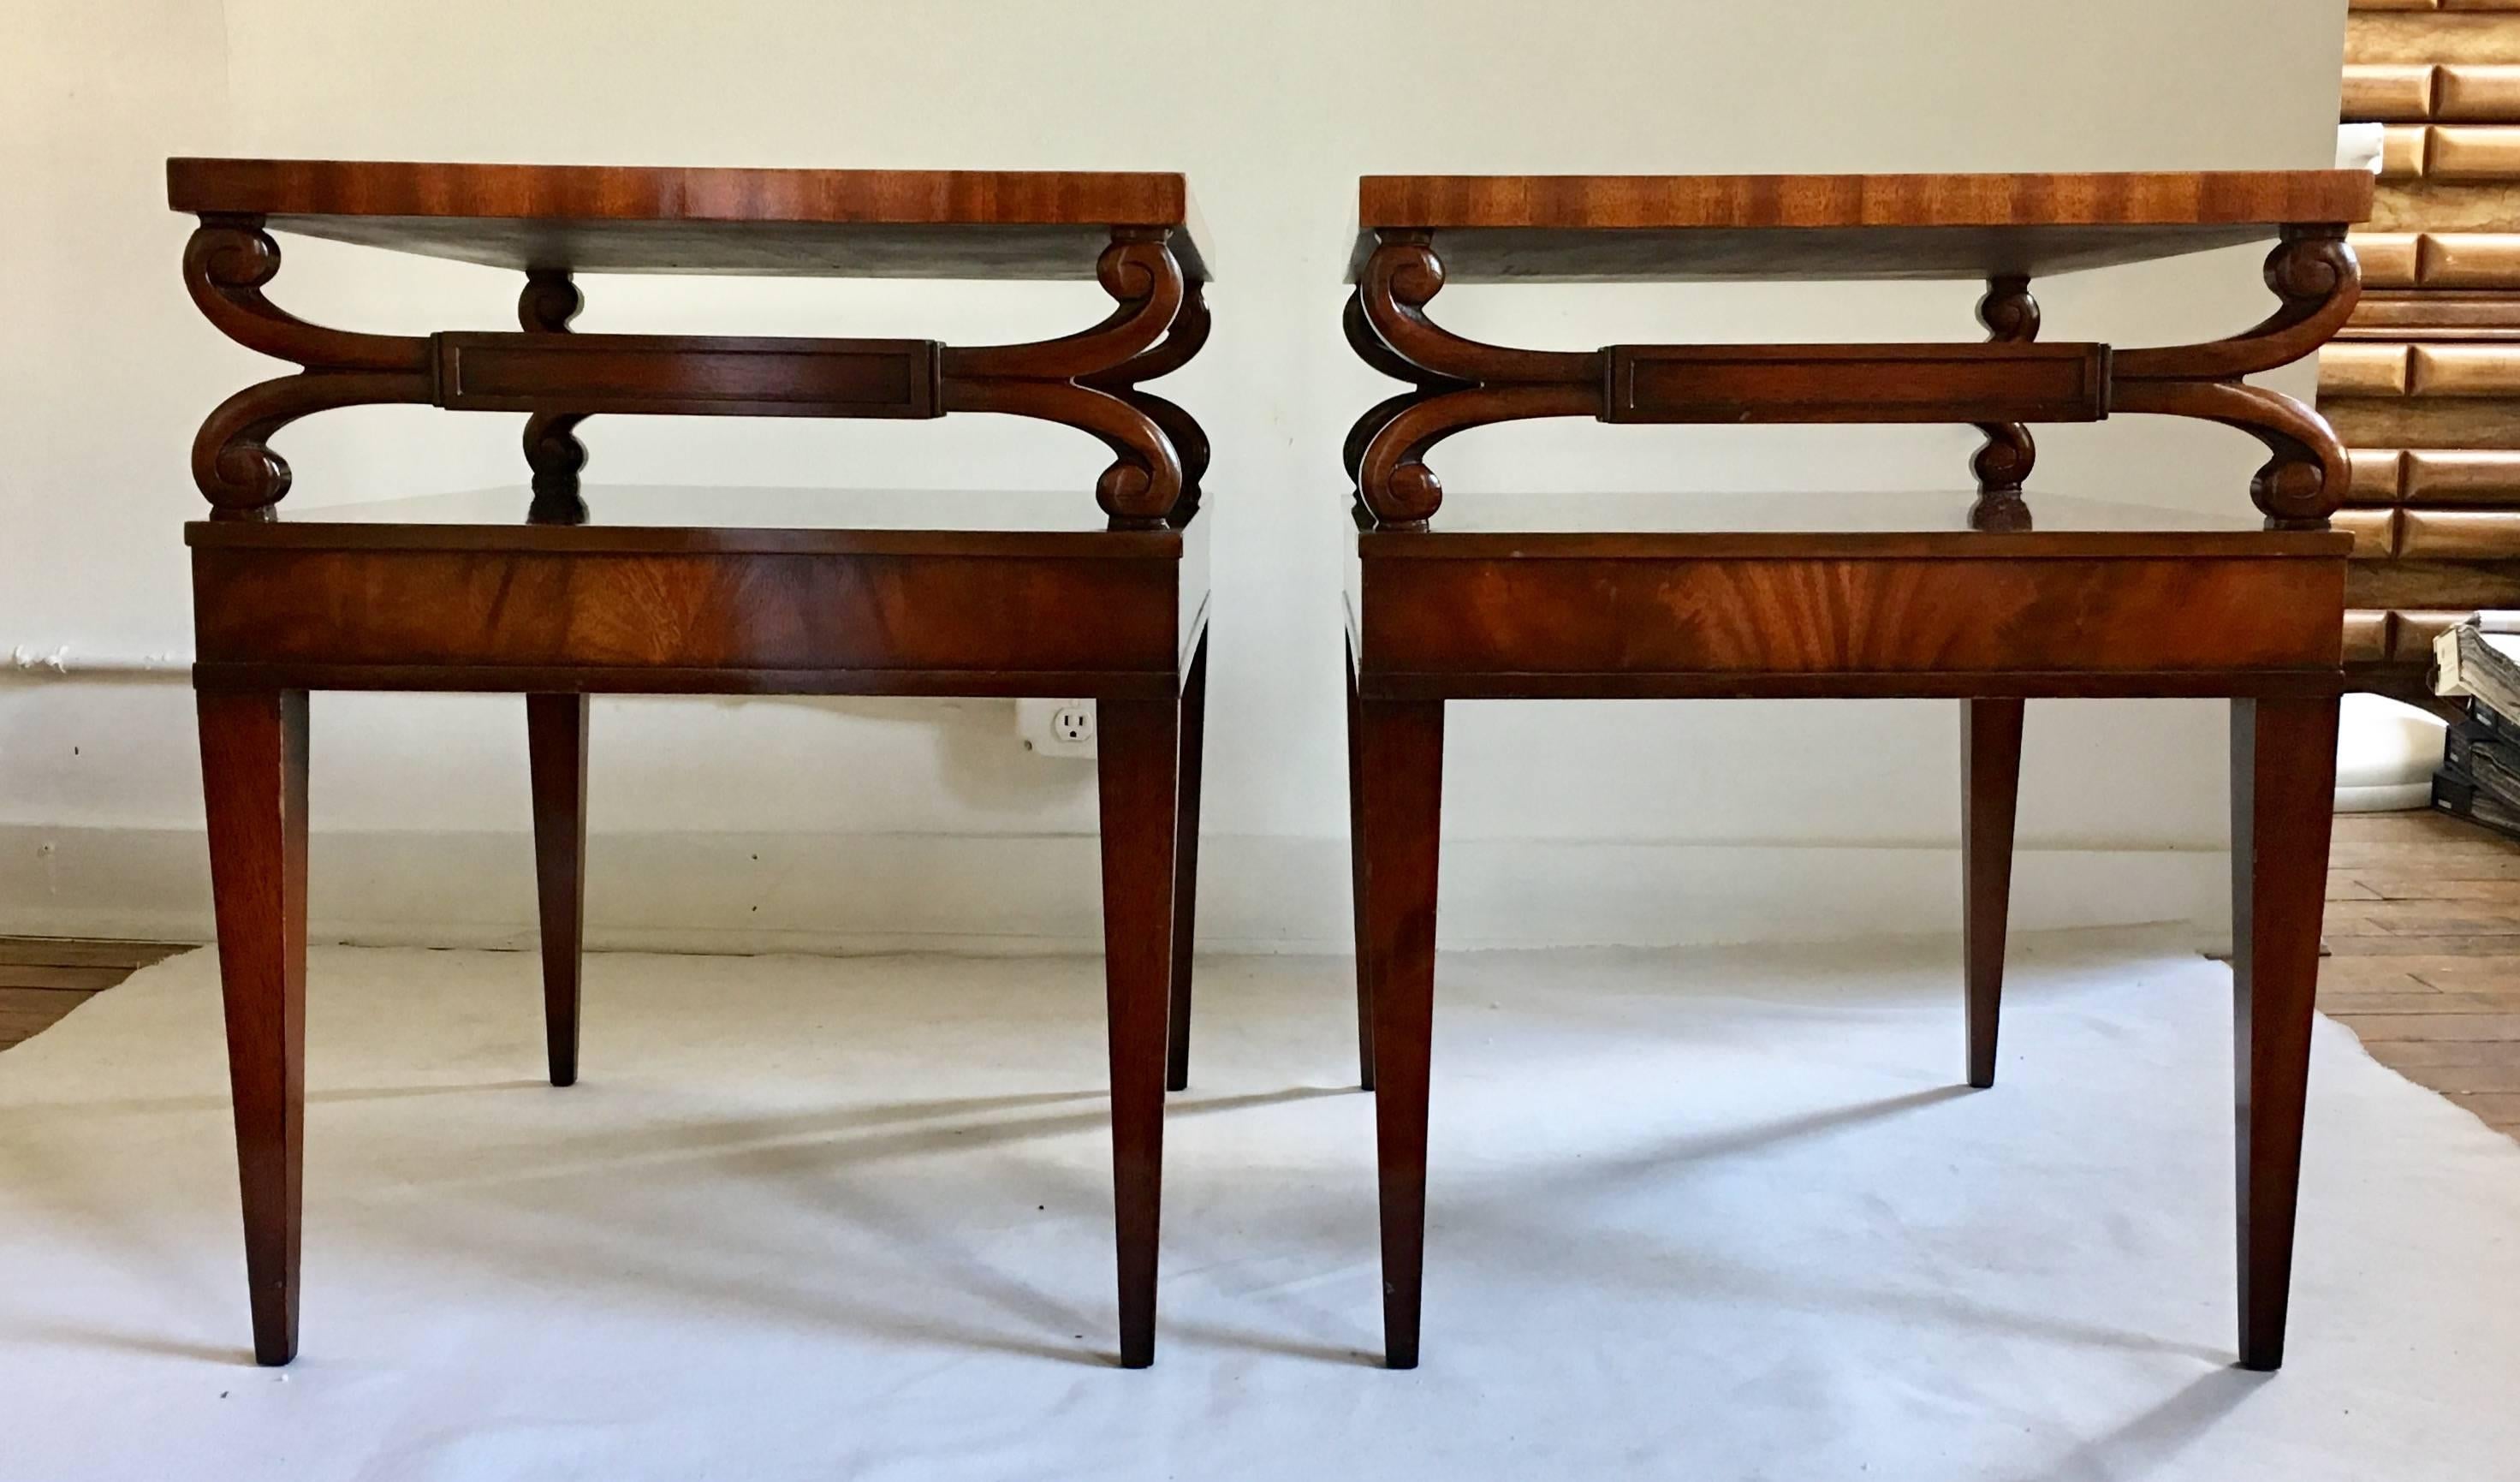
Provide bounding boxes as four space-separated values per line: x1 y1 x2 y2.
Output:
0 824 2228 955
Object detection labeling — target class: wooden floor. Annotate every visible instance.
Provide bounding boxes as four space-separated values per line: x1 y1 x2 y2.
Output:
0 938 187 1051
3 812 2517 1141
2322 809 2520 1140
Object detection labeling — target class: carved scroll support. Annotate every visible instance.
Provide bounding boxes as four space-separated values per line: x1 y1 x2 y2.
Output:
1342 286 1464 513
1342 223 2362 533
1083 277 1212 517
2113 227 2362 529
518 271 590 525
184 216 433 520
941 228 1198 528
1350 232 1600 527
184 221 1210 526
1970 275 2039 533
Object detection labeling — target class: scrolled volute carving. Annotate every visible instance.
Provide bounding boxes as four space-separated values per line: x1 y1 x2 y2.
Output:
1971 276 2040 517
2115 227 2361 383
181 216 432 517
1355 232 1596 387
1347 234 1600 526
2111 224 2361 526
940 229 1198 527
518 271 591 524
1082 281 1212 514
1970 424 2037 496
518 270 585 335
183 217 431 374
176 220 1217 526
1976 275 2041 343
953 229 1186 382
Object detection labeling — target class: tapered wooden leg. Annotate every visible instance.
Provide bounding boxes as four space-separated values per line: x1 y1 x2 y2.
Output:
2230 695 2339 1372
1164 637 1209 1092
1347 646 1376 1091
198 688 310 1367
1097 695 1180 1368
526 693 589 1088
1359 697 1444 1370
1964 697 2025 1089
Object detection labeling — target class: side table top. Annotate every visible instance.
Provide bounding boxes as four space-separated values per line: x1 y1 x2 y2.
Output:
184 485 1208 558
1348 488 2352 559
168 158 1210 280
1350 170 2374 282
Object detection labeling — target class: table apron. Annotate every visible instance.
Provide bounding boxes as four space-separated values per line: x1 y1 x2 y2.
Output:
193 546 1195 685
1354 553 2346 683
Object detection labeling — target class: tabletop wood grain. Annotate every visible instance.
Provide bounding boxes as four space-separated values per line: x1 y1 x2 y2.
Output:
168 158 1211 279
1350 171 2375 283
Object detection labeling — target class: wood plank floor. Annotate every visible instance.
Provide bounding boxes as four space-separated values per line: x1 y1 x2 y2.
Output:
2323 810 2520 1140
2 814 2517 1143
0 938 187 1050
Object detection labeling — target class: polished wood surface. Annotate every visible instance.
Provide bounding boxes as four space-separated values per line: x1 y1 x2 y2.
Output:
1343 170 2355 1375
1355 693 1443 1372
1350 171 2373 282
1353 487 2340 540
190 491 1207 699
1360 170 2375 230
195 483 1204 543
1971 277 2042 524
1345 206 2362 526
197 688 309 1367
1353 558 2339 697
177 158 1214 1368
1163 635 1209 1094
1963 698 2025 1090
1345 493 2347 702
1345 649 1377 1094
194 503 1205 1365
175 203 1207 523
526 693 588 1088
1094 694 1182 1370
2230 696 2343 1371
169 158 1210 278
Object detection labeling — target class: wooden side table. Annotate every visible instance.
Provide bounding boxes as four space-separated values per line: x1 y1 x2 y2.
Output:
1341 170 2374 1372
169 159 1211 1368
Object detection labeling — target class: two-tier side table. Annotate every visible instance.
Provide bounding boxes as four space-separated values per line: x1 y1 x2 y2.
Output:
169 158 1211 1368
1340 170 2374 1371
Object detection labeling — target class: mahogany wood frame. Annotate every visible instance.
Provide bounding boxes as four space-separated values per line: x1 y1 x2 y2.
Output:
1346 225 2360 531
1340 171 2362 1377
175 160 1211 1371
172 158 1210 531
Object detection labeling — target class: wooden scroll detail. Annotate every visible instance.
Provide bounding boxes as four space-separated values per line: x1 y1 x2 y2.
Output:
183 216 432 520
942 229 1195 527
1083 277 1211 517
1970 276 2038 532
1341 288 1464 513
2113 227 2362 528
1351 232 1600 527
184 223 1209 525
519 271 590 525
1343 223 2362 532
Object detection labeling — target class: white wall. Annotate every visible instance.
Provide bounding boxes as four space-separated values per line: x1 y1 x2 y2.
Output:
0 0 2351 950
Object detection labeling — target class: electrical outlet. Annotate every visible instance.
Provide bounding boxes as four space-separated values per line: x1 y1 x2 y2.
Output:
1017 698 1097 759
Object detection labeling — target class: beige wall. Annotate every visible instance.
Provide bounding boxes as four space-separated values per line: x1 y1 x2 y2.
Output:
0 0 2351 949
